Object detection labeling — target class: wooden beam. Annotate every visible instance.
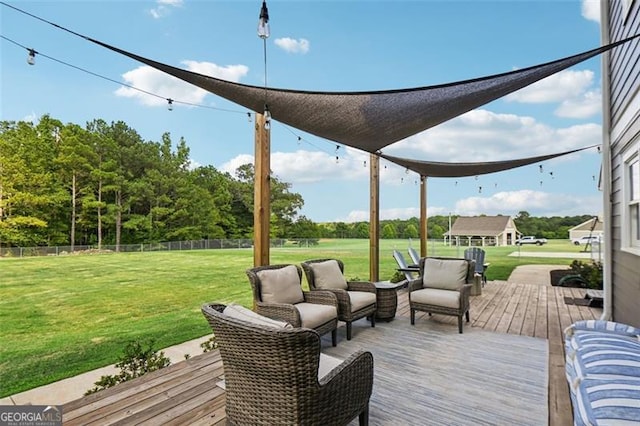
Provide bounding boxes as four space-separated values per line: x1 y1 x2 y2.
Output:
253 113 270 267
369 153 380 282
420 176 427 257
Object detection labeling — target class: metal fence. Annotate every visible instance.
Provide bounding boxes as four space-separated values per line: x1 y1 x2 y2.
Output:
0 239 264 258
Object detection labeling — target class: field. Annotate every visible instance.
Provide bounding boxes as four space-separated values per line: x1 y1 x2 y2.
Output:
0 238 592 397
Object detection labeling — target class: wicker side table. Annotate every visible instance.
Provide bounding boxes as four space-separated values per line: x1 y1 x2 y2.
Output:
374 281 405 321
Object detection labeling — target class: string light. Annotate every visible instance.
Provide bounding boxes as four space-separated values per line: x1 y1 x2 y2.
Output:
400 177 404 183
478 186 482 193
297 136 301 145
247 112 252 123
540 180 543 186
363 160 367 167
597 146 601 153
167 98 173 111
539 164 543 173
27 48 36 65
264 104 271 130
335 155 339 164
257 0 270 39
474 175 478 180
405 168 409 174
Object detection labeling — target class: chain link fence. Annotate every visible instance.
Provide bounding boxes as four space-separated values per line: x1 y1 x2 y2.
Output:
0 239 321 257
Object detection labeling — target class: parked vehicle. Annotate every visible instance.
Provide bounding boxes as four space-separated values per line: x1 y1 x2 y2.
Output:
571 235 601 245
515 236 548 246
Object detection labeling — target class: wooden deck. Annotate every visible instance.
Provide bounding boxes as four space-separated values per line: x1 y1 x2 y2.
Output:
62 280 602 425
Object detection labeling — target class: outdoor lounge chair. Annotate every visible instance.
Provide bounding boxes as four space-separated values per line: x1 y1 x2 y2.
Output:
246 264 339 346
408 257 477 333
464 247 489 285
201 303 373 426
407 246 421 266
393 249 420 282
301 259 377 341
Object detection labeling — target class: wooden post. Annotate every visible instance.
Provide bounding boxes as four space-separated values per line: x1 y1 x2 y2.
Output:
420 175 427 257
369 153 380 282
253 113 270 267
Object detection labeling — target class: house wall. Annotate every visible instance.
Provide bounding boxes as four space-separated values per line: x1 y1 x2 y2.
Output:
605 0 640 326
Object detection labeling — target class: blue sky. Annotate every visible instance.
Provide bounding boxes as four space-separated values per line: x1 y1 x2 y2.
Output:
1 0 604 222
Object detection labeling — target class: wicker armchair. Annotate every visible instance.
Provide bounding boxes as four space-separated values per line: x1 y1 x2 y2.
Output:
201 303 374 426
408 257 477 333
247 264 339 346
301 259 377 341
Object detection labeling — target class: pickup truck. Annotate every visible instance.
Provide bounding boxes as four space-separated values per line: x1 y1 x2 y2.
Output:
515 236 548 246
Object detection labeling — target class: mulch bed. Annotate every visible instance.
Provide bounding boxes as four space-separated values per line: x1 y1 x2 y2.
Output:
550 269 581 287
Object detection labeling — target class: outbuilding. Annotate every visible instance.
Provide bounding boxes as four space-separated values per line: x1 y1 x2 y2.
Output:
445 215 518 247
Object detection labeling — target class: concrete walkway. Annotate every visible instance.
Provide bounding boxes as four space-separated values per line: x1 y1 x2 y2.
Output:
1 262 567 407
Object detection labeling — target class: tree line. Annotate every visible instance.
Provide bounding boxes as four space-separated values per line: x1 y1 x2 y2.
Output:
0 116 595 248
0 116 308 249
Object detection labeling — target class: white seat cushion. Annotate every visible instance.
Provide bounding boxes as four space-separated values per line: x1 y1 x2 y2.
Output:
423 258 468 291
295 302 338 329
223 304 292 328
411 288 460 309
318 353 343 380
348 291 376 312
257 265 305 304
309 260 348 290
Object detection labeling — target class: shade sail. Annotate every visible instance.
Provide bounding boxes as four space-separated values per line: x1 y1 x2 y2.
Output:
84 34 640 153
380 145 595 178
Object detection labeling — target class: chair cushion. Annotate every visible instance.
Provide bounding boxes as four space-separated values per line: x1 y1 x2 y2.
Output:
295 302 338 329
348 291 377 312
422 258 467 291
318 353 343 380
309 260 348 290
411 288 460 309
572 377 640 425
258 265 305 304
223 304 293 329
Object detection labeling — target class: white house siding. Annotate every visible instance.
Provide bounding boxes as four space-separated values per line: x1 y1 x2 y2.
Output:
604 0 640 327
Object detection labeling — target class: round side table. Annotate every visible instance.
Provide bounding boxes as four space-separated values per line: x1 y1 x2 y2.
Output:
373 281 405 321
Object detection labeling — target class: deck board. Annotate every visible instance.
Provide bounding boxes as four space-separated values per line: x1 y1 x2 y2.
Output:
63 279 601 426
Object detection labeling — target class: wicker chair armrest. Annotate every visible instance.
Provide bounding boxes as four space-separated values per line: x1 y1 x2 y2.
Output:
304 290 338 307
318 350 374 415
347 281 376 293
459 284 472 308
408 278 423 293
255 302 302 327
319 349 374 386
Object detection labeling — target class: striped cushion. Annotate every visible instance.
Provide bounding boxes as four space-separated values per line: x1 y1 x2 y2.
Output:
565 320 640 339
572 378 640 426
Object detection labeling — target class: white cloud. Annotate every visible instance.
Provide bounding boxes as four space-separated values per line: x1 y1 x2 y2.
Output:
274 37 310 54
506 70 595 104
555 90 601 118
219 154 254 177
390 109 601 163
335 205 448 223
150 0 183 19
454 190 601 216
115 61 248 107
581 0 601 23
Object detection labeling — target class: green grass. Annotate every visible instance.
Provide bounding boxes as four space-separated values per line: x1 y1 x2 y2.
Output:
0 238 588 397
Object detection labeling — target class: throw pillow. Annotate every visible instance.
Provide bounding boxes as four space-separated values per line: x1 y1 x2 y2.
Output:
223 304 293 328
257 265 305 304
310 260 348 290
422 258 468 291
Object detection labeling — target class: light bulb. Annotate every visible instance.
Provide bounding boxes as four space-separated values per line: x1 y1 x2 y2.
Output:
258 1 270 39
247 112 252 123
264 105 271 130
27 49 36 65
167 99 174 111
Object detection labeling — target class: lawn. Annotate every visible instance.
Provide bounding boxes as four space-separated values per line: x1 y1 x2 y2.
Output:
0 238 590 397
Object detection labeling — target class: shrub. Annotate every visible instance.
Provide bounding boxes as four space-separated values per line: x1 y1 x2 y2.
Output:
85 339 171 395
569 260 603 289
200 335 218 352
